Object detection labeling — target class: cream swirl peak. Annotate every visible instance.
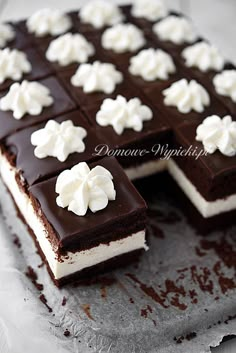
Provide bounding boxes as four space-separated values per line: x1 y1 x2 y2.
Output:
96 95 153 134
182 42 224 72
79 0 123 29
131 0 168 22
196 115 236 157
56 162 116 216
163 79 210 113
27 8 72 37
0 80 53 119
46 33 95 66
129 48 176 81
213 70 236 103
102 23 146 53
153 15 197 45
0 23 15 48
0 48 31 84
71 61 123 93
31 120 87 162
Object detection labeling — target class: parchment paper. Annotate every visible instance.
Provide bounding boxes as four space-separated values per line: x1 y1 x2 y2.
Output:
0 174 235 353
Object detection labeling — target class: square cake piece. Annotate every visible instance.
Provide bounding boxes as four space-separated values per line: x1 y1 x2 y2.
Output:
0 46 54 92
0 155 147 286
169 120 236 218
0 76 76 141
147 13 201 57
202 63 236 116
81 98 171 178
0 21 34 49
143 77 228 129
1 110 102 185
17 9 76 48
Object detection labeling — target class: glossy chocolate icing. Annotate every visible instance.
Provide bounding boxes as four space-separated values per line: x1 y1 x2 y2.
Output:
65 21 228 131
0 76 76 141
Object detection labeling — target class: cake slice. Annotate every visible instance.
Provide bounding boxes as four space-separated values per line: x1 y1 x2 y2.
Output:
0 46 53 92
169 116 236 219
0 76 76 141
1 110 102 185
0 155 147 286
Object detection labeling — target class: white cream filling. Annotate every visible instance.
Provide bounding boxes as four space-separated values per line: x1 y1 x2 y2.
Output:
125 159 167 180
168 159 236 218
0 151 147 280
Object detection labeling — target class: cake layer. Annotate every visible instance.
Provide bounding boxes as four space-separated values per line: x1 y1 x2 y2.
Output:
55 249 143 287
125 159 167 180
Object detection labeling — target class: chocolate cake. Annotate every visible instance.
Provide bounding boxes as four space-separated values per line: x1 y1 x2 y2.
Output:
0 0 235 286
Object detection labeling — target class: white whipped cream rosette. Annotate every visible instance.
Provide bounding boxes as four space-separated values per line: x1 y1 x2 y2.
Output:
79 0 123 29
96 95 153 134
163 79 210 114
153 15 197 45
0 48 32 84
27 8 72 37
213 70 236 103
56 162 116 216
0 23 15 48
71 61 123 93
182 42 224 72
31 120 87 162
131 0 168 22
0 80 53 119
129 48 176 81
102 23 146 53
46 33 95 66
196 115 236 157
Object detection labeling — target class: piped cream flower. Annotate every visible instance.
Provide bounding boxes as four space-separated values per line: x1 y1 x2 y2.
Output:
56 162 116 216
196 115 236 157
31 120 87 162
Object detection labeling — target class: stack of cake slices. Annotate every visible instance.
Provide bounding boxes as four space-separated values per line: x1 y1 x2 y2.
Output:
0 0 235 286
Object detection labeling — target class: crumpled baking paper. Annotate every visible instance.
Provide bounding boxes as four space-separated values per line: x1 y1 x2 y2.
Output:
0 176 235 353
